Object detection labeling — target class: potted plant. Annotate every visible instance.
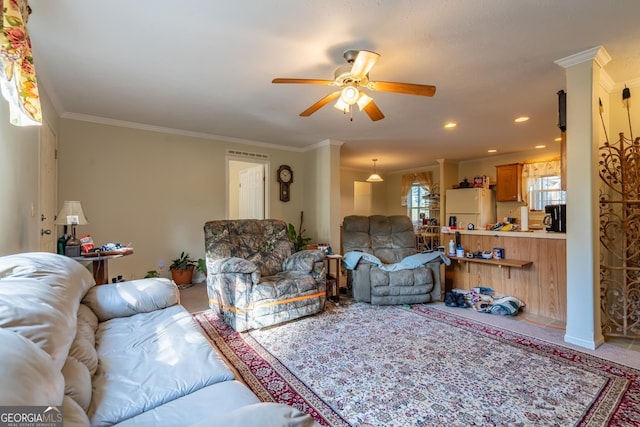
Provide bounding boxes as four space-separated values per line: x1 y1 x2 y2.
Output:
144 269 159 278
169 251 196 288
288 211 312 252
195 257 207 282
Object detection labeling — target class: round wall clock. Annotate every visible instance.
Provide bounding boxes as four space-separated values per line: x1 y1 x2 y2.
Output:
277 165 293 202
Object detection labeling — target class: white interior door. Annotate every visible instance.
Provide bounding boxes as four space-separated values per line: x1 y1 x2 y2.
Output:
39 121 57 252
239 164 265 219
353 181 372 215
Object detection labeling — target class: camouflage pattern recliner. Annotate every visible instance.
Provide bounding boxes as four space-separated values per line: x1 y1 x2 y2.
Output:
204 219 326 332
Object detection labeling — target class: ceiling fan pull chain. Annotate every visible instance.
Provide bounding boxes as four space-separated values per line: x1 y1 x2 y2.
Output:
350 104 353 121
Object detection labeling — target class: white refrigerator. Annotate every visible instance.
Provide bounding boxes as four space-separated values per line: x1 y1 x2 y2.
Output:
445 188 496 229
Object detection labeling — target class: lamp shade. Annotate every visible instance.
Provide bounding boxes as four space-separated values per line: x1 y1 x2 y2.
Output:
366 173 384 183
366 158 384 182
54 201 88 225
340 85 359 105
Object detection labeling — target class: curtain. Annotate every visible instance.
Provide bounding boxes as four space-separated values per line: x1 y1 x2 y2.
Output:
522 159 561 203
400 171 433 197
400 174 415 198
415 171 433 193
0 0 41 126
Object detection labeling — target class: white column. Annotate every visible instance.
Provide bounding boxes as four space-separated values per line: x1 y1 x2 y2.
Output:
555 46 610 349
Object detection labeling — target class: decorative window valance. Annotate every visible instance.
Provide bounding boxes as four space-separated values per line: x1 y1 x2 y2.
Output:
400 171 433 197
0 0 41 126
522 159 562 204
522 159 561 180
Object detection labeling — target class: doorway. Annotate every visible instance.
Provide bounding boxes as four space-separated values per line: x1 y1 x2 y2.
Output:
227 159 269 219
39 120 57 252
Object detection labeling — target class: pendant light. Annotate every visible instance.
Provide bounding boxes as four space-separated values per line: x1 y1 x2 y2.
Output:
366 158 383 182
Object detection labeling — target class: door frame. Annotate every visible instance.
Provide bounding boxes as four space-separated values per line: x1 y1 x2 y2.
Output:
226 156 270 220
39 120 57 252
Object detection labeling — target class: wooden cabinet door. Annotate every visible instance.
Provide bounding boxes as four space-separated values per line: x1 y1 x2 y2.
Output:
496 163 523 202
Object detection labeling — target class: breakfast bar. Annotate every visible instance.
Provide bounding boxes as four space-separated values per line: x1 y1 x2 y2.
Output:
442 229 566 322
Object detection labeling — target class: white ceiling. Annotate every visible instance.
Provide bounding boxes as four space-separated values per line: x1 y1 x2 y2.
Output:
28 0 640 174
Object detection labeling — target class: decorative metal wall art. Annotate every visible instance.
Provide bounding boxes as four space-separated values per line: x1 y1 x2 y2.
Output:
599 87 640 338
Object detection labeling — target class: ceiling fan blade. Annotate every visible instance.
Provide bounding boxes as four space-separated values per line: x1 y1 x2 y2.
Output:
367 81 436 97
363 99 385 121
350 50 380 79
300 91 341 117
272 78 334 85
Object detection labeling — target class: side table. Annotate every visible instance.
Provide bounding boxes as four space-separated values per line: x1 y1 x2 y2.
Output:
71 250 133 285
324 254 343 303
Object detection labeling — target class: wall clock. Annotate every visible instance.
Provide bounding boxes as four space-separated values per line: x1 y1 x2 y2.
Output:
277 165 293 202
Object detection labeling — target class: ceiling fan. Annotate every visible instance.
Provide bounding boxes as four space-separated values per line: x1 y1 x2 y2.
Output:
272 49 436 121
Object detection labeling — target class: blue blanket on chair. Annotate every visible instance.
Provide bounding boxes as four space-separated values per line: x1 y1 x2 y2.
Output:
343 251 450 271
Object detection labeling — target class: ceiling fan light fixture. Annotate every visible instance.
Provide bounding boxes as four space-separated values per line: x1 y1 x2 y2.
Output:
366 158 384 182
356 92 373 110
340 85 360 105
334 97 349 112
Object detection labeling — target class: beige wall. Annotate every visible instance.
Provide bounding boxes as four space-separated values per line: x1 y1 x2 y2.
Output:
57 118 318 280
0 86 58 255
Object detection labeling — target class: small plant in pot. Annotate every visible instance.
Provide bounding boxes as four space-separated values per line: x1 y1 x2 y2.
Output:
169 251 196 289
195 257 207 283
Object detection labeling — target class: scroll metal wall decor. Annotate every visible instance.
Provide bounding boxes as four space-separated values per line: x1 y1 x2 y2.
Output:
599 125 640 338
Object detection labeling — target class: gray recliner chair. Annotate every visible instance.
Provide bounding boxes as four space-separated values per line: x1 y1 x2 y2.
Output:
342 215 443 305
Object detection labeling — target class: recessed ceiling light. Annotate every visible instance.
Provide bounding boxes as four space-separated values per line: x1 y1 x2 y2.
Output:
554 137 561 142
535 145 546 149
514 116 529 123
444 122 457 129
488 149 497 153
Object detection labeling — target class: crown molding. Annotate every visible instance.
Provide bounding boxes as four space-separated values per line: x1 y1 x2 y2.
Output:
60 112 311 152
555 46 611 69
305 138 345 151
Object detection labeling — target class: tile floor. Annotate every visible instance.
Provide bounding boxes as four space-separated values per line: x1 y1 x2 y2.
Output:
181 281 640 369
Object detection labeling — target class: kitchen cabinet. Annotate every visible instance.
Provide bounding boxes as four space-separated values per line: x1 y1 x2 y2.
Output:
495 163 523 202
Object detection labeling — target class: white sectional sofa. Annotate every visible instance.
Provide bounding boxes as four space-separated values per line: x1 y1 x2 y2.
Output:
0 252 318 427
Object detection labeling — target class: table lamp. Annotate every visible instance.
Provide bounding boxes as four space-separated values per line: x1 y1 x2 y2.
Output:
54 201 88 257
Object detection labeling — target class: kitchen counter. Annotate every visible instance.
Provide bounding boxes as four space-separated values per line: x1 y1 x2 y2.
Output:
442 228 566 240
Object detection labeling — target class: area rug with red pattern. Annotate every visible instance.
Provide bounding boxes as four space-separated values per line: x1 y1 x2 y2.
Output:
193 302 639 426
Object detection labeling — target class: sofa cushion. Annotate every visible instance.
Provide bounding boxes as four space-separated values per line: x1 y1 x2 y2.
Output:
0 252 95 369
62 395 91 427
76 303 98 347
89 304 236 426
204 219 294 277
191 402 321 427
113 381 260 427
69 331 99 376
62 356 92 411
341 215 372 253
282 250 324 273
0 328 64 405
83 278 179 321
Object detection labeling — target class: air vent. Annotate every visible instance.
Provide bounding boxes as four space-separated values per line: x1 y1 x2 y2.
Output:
226 149 269 159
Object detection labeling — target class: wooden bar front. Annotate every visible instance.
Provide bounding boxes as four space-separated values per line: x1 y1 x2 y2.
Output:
443 232 566 322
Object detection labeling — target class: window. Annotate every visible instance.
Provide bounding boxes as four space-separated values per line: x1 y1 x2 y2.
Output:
528 175 566 211
407 184 437 223
401 171 435 224
523 160 565 211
